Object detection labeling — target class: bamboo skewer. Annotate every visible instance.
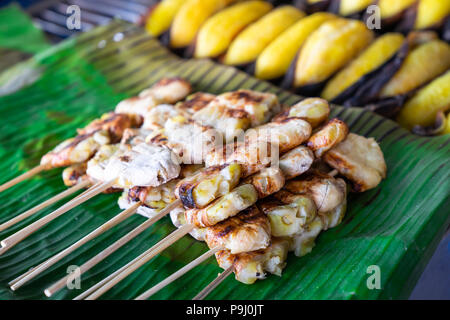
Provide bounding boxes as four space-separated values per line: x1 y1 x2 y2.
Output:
44 199 181 297
10 201 141 291
0 180 90 233
0 165 46 193
135 246 223 300
192 266 233 300
0 180 114 255
84 223 194 300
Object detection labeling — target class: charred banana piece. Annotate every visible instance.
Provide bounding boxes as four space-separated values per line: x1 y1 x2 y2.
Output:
324 133 387 192
275 98 330 128
175 163 242 209
306 119 349 158
185 184 258 228
279 145 314 180
216 238 290 284
261 192 317 237
212 89 280 127
204 205 271 254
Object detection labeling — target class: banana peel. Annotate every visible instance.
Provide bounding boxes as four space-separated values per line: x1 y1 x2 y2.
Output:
294 0 332 14
321 33 405 104
396 0 450 33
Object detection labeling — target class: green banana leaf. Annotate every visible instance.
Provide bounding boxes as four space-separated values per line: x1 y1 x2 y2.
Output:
0 21 448 300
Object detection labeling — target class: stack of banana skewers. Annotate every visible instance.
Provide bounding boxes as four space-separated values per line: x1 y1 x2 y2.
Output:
0 76 387 299
145 0 450 135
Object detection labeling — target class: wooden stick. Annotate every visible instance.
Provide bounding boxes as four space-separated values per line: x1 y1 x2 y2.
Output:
192 266 233 300
0 164 46 193
135 246 223 300
10 201 141 291
84 223 194 300
0 180 90 233
44 199 181 297
0 180 114 254
6 184 101 283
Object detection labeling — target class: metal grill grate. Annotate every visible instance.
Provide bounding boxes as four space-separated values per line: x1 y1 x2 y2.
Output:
25 0 157 42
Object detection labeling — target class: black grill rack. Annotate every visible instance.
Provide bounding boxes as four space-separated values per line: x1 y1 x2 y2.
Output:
26 0 157 42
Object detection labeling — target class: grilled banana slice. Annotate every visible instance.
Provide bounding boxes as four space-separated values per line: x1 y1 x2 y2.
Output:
284 172 347 213
142 104 189 131
139 78 192 104
289 216 323 257
62 163 89 187
224 5 305 66
397 71 450 130
324 133 387 192
176 92 216 114
261 192 317 237
291 19 373 89
194 1 273 58
193 103 251 142
379 39 450 98
164 116 223 164
41 130 110 168
170 0 236 48
246 117 312 153
255 12 336 80
116 78 191 117
127 179 179 208
216 238 290 284
175 163 242 209
204 205 271 254
212 89 280 127
170 206 207 241
414 0 450 30
145 0 185 37
306 119 349 158
321 33 405 102
104 143 181 189
115 95 159 118
243 167 285 199
206 140 274 177
185 184 258 228
78 112 141 142
279 145 314 180
86 143 128 184
275 98 330 128
319 187 347 230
